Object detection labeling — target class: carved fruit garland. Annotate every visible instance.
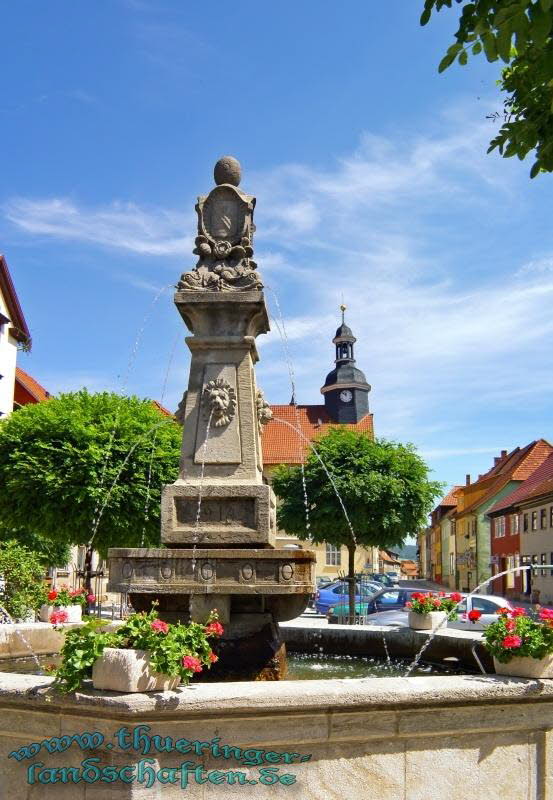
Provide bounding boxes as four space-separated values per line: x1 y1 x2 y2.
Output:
203 378 237 427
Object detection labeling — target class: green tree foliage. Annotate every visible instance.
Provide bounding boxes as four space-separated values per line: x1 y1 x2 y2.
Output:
0 540 46 620
271 429 443 621
421 0 553 176
0 391 182 586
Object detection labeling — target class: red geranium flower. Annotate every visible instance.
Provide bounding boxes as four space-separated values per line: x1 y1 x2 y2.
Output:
86 594 95 604
539 608 553 621
438 592 446 597
47 590 58 602
467 610 482 623
205 621 224 637
208 652 218 663
496 607 511 615
502 634 522 649
505 619 516 631
50 609 68 625
405 601 413 608
450 592 462 603
182 655 202 673
150 619 169 634
511 607 527 617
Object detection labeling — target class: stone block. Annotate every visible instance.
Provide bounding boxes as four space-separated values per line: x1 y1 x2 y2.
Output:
161 483 276 546
91 649 180 693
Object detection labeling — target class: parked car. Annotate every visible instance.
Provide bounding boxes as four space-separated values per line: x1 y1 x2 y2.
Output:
327 587 422 623
365 573 395 588
314 580 382 615
328 592 517 629
448 594 515 631
386 571 400 585
307 576 336 608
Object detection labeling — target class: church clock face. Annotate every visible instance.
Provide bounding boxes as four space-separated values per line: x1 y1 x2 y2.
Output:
339 389 352 403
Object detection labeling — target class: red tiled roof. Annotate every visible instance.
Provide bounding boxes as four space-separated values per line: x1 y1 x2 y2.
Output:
435 485 462 511
0 255 30 344
456 440 553 518
261 404 373 465
489 453 553 513
152 400 172 417
14 367 50 403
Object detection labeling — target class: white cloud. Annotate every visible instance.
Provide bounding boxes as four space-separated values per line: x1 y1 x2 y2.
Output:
4 197 193 256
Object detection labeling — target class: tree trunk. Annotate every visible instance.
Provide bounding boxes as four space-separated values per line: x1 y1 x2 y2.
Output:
83 544 94 596
347 543 356 625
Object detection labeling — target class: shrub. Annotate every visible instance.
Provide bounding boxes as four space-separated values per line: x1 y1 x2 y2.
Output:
0 540 45 620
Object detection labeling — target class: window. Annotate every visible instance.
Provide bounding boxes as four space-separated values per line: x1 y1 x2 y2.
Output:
542 553 547 577
495 517 506 538
506 555 515 589
541 509 548 530
524 513 529 532
472 597 503 614
511 514 520 534
531 511 538 531
550 506 553 528
449 553 455 574
325 543 341 566
451 520 456 536
377 591 401 605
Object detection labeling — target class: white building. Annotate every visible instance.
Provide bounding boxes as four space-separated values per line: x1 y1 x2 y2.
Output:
0 255 31 417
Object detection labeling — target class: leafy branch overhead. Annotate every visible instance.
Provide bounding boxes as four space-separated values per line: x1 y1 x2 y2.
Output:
421 0 553 176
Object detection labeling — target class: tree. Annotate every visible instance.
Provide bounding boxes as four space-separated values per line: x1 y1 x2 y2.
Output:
0 540 46 620
0 390 182 591
421 0 553 176
271 429 443 622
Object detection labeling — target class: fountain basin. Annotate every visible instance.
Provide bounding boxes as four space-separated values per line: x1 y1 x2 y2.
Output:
1 671 551 799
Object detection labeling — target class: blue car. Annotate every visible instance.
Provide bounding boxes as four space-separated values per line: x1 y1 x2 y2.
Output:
314 580 381 614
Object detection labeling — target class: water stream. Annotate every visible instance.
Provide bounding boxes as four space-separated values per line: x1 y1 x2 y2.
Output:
0 604 42 671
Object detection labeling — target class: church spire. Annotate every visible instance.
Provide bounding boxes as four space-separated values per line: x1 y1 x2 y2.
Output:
320 306 371 424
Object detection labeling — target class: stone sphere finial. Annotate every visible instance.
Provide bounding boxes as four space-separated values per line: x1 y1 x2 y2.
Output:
214 156 241 186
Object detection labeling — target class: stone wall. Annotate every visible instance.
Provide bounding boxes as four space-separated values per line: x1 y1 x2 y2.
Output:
1 672 553 799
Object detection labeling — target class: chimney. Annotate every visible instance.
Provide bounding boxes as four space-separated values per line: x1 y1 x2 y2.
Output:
494 457 500 465
465 474 471 486
501 449 507 458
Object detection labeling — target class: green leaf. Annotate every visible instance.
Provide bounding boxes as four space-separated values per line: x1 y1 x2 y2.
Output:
530 4 552 47
458 49 468 65
420 7 432 25
541 0 553 11
496 27 512 63
530 161 541 177
481 32 498 62
439 52 456 72
472 41 482 55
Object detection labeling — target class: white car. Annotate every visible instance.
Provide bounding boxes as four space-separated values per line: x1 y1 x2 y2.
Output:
447 593 515 632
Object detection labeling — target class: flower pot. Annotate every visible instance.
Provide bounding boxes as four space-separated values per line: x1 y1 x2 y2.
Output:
408 610 447 631
39 604 82 623
493 654 553 679
92 648 180 692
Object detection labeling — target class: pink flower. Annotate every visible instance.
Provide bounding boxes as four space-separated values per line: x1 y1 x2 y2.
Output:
182 655 202 673
405 602 413 608
502 634 522 649
539 608 553 621
511 607 527 618
205 621 224 637
86 594 95 604
450 592 462 603
150 619 169 634
438 592 446 597
50 610 68 624
468 610 482 623
208 652 218 663
505 619 516 632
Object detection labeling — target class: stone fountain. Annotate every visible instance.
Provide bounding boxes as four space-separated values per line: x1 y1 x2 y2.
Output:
107 156 316 679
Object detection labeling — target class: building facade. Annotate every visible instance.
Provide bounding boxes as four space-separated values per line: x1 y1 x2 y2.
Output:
0 255 31 417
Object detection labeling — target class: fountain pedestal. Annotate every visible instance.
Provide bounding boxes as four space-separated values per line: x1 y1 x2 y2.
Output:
107 157 315 679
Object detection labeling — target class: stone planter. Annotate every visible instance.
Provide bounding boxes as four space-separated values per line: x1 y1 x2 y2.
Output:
92 648 180 692
493 653 553 679
408 610 447 631
39 604 82 623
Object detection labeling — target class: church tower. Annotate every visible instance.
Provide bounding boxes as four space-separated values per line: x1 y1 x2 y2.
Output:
320 305 371 424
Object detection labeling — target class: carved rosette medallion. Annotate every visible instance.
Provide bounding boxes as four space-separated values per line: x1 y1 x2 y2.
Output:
177 159 263 292
255 388 273 433
280 564 294 581
203 378 237 428
199 562 215 581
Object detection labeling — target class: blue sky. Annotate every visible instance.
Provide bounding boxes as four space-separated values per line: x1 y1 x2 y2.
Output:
1 0 552 495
